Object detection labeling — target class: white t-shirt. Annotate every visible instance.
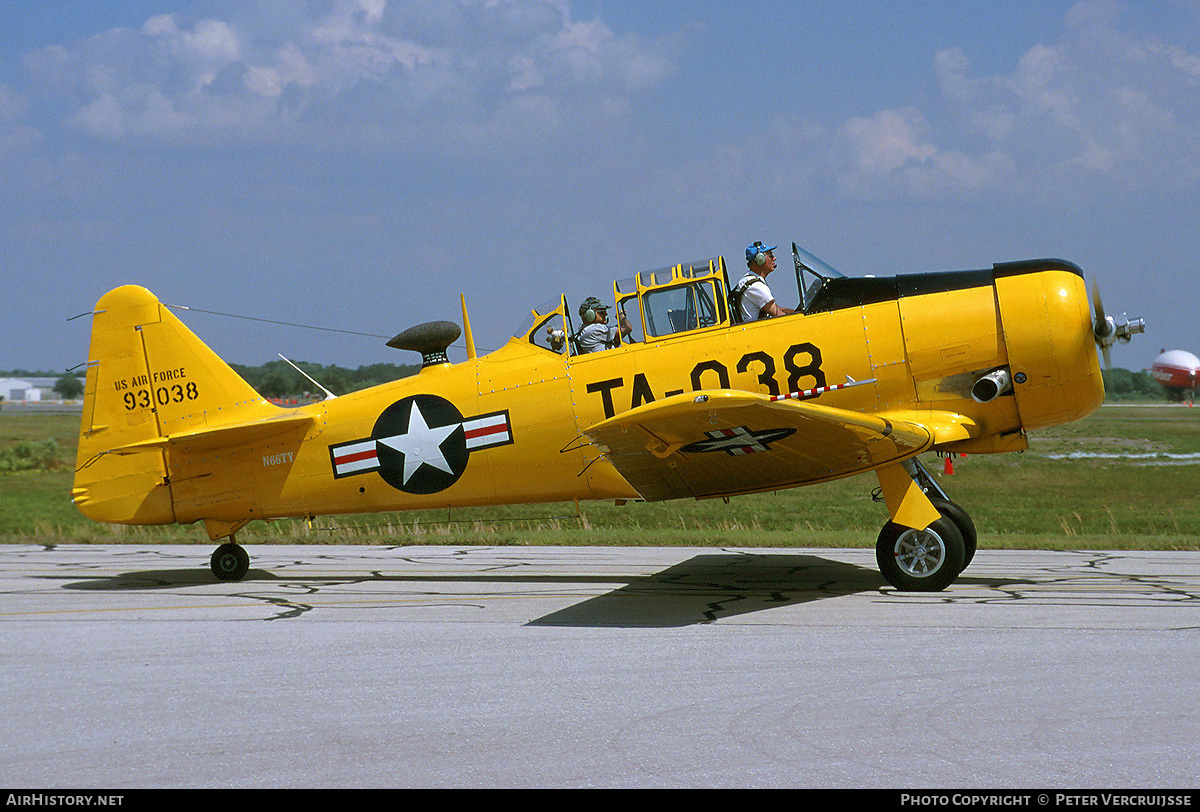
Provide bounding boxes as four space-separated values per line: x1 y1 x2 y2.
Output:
577 321 621 353
735 272 775 322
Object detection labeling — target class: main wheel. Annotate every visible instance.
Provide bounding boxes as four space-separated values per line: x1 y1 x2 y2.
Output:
210 543 250 581
876 516 965 592
930 498 977 569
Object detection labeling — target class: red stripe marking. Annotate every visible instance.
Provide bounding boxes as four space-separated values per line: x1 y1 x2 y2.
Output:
336 449 377 464
464 422 509 440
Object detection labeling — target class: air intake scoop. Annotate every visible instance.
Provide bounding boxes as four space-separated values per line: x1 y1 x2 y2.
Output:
387 321 461 367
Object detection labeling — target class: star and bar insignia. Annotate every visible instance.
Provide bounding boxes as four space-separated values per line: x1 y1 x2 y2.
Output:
329 395 512 495
679 425 795 456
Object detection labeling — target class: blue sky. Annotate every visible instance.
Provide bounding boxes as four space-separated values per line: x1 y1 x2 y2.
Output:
2 0 1197 374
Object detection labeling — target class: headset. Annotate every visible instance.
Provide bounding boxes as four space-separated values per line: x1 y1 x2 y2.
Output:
746 241 776 268
579 297 605 324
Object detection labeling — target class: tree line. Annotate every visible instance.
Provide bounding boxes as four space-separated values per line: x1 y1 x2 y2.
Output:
229 360 420 399
1100 368 1167 400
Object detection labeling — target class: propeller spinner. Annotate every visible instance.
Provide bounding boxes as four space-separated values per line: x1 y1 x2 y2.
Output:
1091 280 1145 369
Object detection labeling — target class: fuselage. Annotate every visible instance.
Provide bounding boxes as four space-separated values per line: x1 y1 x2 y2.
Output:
73 257 1104 530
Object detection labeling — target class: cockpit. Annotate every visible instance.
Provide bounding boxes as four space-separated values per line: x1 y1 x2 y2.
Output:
616 257 729 340
512 242 854 356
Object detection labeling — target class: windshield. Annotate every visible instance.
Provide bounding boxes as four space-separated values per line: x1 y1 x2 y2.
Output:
642 279 724 337
792 242 845 312
511 297 563 339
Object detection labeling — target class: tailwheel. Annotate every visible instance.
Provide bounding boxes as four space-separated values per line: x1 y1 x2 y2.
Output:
210 542 250 581
876 515 965 592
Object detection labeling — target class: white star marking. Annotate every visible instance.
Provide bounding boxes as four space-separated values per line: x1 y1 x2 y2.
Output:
377 401 460 485
684 426 795 456
694 430 766 453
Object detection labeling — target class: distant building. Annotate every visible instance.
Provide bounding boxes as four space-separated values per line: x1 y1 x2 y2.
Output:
0 377 78 402
0 378 41 402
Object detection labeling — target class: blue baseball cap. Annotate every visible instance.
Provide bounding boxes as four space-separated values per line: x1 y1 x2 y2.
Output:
746 241 777 263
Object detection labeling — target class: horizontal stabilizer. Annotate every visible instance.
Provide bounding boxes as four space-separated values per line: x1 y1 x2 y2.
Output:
96 412 315 457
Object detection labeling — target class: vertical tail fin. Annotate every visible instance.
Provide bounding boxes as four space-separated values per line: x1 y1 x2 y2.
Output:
72 285 275 525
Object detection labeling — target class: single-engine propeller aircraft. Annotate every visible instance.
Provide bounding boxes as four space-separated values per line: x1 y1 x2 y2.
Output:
72 242 1145 591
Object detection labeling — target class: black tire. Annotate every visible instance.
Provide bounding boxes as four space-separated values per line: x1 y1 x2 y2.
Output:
210 543 250 581
876 516 965 592
930 498 977 569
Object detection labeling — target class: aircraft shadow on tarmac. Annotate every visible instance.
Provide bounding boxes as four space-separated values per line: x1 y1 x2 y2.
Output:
60 567 280 589
56 552 1024 627
527 554 886 627
60 552 888 625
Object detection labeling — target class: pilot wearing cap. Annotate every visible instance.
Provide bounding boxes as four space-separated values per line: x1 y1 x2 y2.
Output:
733 241 794 321
577 296 631 353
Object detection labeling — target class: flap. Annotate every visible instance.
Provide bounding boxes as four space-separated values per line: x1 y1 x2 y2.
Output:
582 389 935 501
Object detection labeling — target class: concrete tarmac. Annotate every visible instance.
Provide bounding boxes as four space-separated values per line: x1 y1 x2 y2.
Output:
1 544 1198 789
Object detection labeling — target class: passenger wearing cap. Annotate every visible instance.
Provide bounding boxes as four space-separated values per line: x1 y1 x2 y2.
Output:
732 241 794 322
576 296 631 353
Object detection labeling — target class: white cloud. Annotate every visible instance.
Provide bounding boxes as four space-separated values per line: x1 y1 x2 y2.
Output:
934 47 976 103
308 1 450 84
243 43 320 98
841 109 937 175
1003 44 1078 127
1157 44 1200 78
20 0 683 148
0 84 40 155
834 108 1008 200
142 15 243 70
830 0 1200 200
0 84 24 119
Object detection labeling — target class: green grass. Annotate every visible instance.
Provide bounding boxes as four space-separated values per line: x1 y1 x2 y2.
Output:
3 405 1198 549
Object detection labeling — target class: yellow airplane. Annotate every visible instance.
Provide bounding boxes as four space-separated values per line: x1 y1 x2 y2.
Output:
71 242 1144 591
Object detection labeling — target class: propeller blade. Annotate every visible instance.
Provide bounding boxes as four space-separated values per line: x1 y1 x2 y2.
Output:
1091 278 1114 344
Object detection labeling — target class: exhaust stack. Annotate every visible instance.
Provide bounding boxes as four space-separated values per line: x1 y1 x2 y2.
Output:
971 367 1013 403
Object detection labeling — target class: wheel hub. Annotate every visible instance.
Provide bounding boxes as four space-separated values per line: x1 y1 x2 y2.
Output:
894 528 946 577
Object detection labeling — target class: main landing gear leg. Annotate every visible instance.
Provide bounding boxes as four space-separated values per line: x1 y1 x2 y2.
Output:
205 519 251 582
873 459 976 592
906 458 977 568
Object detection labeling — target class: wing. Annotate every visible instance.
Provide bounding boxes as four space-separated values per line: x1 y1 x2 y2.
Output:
582 389 941 501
